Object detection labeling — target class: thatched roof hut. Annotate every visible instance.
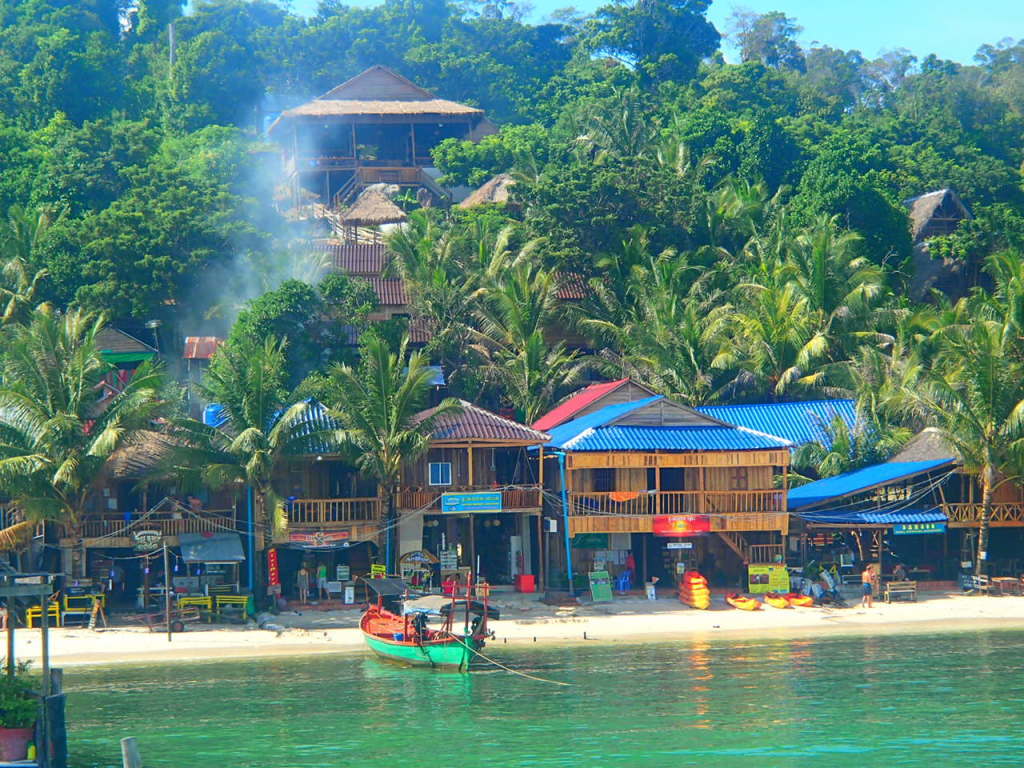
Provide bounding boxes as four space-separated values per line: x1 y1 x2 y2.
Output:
341 184 408 227
459 173 515 208
906 188 971 243
888 428 959 464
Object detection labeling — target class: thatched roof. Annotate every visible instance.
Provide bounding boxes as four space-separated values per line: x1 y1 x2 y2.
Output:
888 428 959 464
459 173 515 208
274 66 483 122
107 432 177 480
97 327 156 356
906 189 970 242
0 521 34 552
415 400 549 445
341 184 408 226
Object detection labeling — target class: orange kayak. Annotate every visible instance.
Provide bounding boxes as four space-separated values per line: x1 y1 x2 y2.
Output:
763 592 791 609
726 593 762 611
784 593 814 607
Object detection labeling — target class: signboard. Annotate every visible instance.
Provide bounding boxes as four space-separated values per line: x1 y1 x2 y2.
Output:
572 533 609 549
132 529 163 552
267 549 281 593
893 522 946 535
652 515 710 537
441 491 503 514
666 542 694 550
747 564 790 594
336 565 351 581
439 549 458 570
588 570 613 602
288 530 350 548
370 564 387 578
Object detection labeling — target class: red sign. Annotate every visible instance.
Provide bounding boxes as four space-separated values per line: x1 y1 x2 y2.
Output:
288 530 351 547
267 549 280 587
652 515 710 537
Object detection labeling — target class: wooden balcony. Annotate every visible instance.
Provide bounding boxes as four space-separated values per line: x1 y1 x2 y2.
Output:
944 503 1024 527
284 498 382 529
567 490 788 535
396 486 543 512
65 512 239 546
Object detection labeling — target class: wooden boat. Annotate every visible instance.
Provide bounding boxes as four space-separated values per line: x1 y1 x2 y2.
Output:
763 592 791 609
725 593 762 611
360 577 497 672
784 592 815 607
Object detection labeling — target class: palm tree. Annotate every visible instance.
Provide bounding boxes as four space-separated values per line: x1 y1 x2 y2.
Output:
902 318 1024 579
0 306 168 537
793 413 911 480
0 204 57 326
325 334 460 571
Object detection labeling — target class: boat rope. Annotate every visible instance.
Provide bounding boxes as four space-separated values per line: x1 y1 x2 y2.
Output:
450 636 570 686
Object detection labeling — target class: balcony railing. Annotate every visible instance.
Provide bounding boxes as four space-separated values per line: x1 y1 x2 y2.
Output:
396 486 543 512
284 498 382 528
944 503 1024 525
568 490 785 517
72 513 238 540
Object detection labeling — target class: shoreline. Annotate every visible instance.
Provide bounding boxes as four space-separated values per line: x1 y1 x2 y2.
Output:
15 592 1024 668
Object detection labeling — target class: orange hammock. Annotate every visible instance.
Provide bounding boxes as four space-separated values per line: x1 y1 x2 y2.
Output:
608 491 640 503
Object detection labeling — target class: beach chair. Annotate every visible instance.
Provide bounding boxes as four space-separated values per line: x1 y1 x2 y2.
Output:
615 570 633 592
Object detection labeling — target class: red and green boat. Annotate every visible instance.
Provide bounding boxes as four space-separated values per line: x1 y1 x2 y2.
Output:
360 578 497 672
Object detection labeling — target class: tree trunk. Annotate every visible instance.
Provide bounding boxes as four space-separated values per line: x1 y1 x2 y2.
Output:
976 466 993 580
251 490 266 602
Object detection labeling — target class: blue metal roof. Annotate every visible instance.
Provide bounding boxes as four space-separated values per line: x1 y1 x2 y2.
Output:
798 507 947 525
558 425 791 452
544 396 663 448
697 399 856 447
787 459 956 510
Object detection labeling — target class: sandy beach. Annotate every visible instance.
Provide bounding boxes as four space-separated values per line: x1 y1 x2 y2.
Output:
10 588 1024 668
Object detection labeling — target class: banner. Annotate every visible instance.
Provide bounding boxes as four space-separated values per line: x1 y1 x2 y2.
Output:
267 549 280 587
588 570 613 602
747 564 790 594
893 522 946 535
652 515 710 537
288 530 350 547
441 491 503 513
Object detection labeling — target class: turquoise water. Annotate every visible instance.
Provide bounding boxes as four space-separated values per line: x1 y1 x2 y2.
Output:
68 630 1024 767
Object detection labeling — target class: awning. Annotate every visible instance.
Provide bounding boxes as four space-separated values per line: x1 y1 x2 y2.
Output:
800 507 947 526
787 459 955 510
179 533 245 564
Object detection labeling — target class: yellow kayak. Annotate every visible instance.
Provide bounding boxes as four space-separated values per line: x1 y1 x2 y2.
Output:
763 592 792 609
726 593 762 611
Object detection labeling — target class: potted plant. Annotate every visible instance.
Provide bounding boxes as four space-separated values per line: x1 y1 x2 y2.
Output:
0 664 38 761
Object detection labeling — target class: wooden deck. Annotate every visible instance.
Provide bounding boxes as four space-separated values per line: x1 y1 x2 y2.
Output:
396 486 542 512
944 503 1024 527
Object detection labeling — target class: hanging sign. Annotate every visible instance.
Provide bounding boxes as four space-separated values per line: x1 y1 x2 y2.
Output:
572 533 609 549
288 530 350 547
893 522 946 535
132 530 163 552
439 549 458 570
652 515 710 537
441 492 503 514
588 570 613 602
267 549 281 589
666 542 694 550
748 564 790 594
370 564 387 578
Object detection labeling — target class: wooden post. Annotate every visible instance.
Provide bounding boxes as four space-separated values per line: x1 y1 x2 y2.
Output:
641 533 648 584
5 599 12 678
655 465 661 516
698 464 706 515
536 512 544 591
40 593 50 698
409 123 417 164
467 446 474 487
468 515 476 580
538 446 544 487
163 543 172 643
121 737 143 768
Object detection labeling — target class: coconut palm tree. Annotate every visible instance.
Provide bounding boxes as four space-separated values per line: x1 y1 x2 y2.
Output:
0 205 57 326
0 306 168 530
325 334 460 571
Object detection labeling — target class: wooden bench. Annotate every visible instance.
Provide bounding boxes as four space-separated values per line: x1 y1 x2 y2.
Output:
884 580 917 603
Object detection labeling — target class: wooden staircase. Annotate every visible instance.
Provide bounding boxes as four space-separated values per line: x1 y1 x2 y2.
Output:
717 531 785 564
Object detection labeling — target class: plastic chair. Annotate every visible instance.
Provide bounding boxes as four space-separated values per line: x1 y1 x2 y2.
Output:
615 570 633 592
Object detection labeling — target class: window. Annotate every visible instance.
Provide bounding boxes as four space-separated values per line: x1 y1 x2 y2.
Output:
429 462 452 486
594 468 615 493
729 468 749 491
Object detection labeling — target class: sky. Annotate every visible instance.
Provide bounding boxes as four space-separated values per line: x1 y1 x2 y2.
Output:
275 0 1024 64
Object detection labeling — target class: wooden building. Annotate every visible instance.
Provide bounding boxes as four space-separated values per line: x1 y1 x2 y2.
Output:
268 66 494 209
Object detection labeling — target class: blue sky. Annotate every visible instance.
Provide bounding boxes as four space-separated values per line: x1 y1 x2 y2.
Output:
276 0 1023 63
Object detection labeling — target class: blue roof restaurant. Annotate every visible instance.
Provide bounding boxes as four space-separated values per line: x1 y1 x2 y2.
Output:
536 395 794 592
781 426 1024 592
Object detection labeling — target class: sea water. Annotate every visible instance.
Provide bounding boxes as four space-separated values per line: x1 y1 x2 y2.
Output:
67 629 1024 767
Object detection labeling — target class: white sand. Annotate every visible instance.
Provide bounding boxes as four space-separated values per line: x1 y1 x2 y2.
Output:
12 590 1024 668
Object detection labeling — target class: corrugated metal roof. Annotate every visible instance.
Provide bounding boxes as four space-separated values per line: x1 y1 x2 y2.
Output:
533 379 631 431
367 277 408 306
312 240 389 275
96 327 156 355
545 396 663 447
787 459 956 510
800 507 947 525
697 400 857 447
556 271 589 301
560 425 791 452
417 400 548 444
183 336 223 360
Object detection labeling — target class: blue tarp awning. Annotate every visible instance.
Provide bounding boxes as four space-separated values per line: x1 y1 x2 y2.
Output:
799 507 948 525
787 459 956 510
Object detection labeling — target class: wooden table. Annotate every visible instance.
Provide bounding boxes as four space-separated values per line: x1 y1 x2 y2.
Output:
214 595 250 616
991 577 1022 596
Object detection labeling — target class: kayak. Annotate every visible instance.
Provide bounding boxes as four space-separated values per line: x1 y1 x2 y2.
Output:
763 592 791 609
784 593 814 607
725 593 762 611
679 570 711 610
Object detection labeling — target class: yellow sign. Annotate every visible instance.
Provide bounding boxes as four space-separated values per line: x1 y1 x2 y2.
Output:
370 564 387 578
747 564 790 594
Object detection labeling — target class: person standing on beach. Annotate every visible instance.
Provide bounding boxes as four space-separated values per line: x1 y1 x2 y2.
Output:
297 564 310 604
861 564 877 608
316 562 329 600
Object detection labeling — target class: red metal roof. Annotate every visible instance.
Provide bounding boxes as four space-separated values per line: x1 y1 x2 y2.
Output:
183 336 224 360
556 272 589 301
367 277 408 306
417 400 549 444
312 240 389 276
532 379 630 431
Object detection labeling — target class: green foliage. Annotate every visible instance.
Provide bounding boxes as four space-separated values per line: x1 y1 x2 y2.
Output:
0 664 38 729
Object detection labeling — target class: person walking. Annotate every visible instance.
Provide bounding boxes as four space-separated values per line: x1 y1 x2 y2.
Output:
296 564 310 604
861 563 877 608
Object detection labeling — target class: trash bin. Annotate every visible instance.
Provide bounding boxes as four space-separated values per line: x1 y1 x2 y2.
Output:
515 574 536 593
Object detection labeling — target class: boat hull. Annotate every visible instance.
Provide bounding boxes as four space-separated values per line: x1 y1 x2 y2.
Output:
363 632 480 672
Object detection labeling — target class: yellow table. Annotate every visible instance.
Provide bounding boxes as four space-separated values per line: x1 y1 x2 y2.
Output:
214 595 250 616
178 596 213 611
